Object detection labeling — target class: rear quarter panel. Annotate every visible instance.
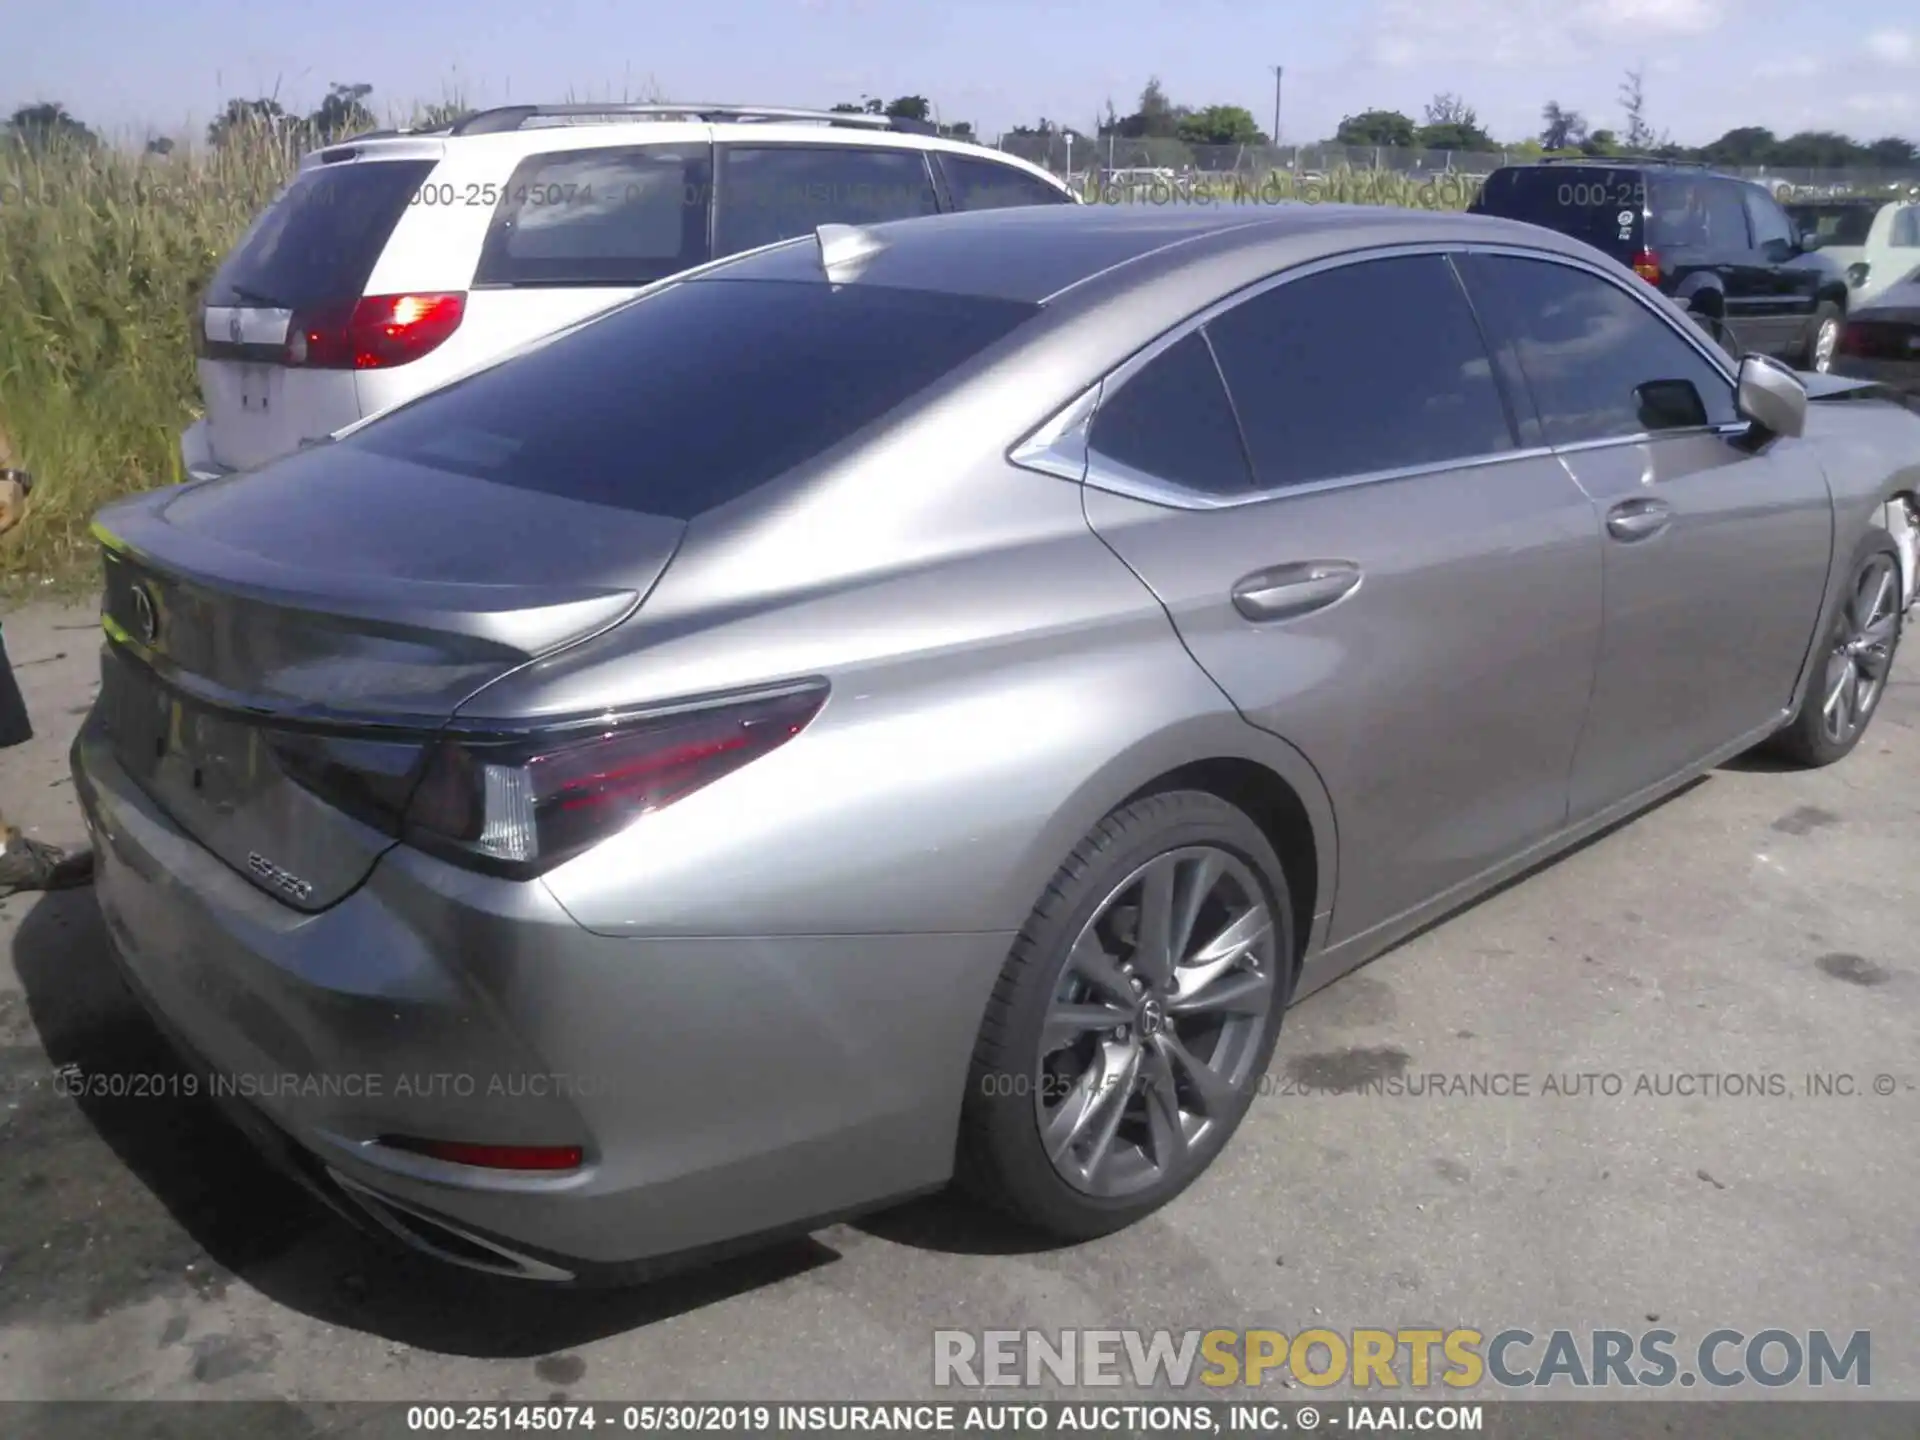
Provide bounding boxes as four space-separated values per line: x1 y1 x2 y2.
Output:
456 458 1337 947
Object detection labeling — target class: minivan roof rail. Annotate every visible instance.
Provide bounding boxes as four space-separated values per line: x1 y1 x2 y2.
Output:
446 103 940 137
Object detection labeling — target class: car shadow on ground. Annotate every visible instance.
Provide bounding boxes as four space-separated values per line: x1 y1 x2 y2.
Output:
6 889 838 1357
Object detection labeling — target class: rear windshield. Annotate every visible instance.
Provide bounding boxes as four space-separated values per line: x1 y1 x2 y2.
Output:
1472 167 1647 253
205 159 434 309
341 278 1041 519
1785 203 1877 246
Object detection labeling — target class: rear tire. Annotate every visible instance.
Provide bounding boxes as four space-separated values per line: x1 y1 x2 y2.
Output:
956 791 1292 1240
1767 529 1903 768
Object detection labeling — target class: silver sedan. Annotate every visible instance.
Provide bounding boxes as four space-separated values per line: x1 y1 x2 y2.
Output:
73 203 1920 1283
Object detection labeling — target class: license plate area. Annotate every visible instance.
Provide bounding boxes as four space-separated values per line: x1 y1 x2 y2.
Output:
101 652 269 818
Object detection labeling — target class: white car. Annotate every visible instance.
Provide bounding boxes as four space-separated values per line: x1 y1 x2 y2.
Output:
183 103 1079 480
1785 196 1920 308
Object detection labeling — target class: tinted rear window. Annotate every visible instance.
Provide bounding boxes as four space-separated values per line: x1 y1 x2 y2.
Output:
206 160 435 309
341 279 1040 519
474 144 712 287
1473 167 1647 253
1786 203 1877 246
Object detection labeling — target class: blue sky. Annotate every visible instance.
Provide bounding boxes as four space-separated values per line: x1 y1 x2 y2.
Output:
8 0 1918 148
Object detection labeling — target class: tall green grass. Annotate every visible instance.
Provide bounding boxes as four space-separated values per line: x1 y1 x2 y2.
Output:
0 119 1477 589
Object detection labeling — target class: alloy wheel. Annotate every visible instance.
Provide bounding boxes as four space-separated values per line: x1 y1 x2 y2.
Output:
1812 317 1839 373
1035 845 1278 1198
1821 553 1899 744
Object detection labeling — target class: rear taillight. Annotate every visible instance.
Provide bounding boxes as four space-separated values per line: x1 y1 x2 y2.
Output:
402 683 828 875
284 292 466 369
1631 248 1662 285
1836 320 1913 359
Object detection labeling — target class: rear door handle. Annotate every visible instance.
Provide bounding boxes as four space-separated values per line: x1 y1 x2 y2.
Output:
1231 561 1362 622
1606 498 1673 543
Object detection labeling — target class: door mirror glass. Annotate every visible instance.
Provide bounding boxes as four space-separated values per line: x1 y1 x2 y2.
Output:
1736 354 1807 439
1634 379 1710 431
1796 230 1823 252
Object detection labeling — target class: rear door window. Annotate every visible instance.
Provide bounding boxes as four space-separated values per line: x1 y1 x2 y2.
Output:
205 159 436 309
1471 167 1647 256
1087 333 1255 499
714 145 939 257
473 144 712 287
342 278 1039 520
936 154 1074 210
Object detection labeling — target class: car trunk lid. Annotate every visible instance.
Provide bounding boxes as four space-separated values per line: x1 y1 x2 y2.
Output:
91 445 681 909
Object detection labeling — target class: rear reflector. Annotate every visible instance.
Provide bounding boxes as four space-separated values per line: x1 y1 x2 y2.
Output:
1630 248 1662 285
381 1136 585 1171
285 292 466 369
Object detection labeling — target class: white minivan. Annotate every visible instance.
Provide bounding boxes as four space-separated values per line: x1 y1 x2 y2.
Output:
184 103 1079 480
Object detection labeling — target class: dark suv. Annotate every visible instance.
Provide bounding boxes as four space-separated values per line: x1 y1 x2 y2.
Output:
1469 159 1852 371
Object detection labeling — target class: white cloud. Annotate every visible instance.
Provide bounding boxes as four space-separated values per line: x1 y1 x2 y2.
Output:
1755 56 1823 79
1843 91 1915 118
1364 0 1726 69
1866 28 1915 64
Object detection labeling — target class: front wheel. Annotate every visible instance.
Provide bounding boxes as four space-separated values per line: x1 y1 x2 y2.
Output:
956 791 1292 1239
1767 530 1903 767
1802 301 1842 373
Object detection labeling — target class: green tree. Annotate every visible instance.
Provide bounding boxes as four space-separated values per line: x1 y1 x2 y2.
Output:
1540 101 1587 151
1865 135 1920 167
207 96 294 147
308 82 376 143
1177 105 1265 145
1699 126 1778 166
1619 68 1655 152
1414 94 1491 150
6 101 98 152
1335 109 1416 147
883 96 931 121
1110 77 1186 139
1580 128 1622 156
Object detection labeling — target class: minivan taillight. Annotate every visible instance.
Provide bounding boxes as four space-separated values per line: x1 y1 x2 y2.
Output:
285 292 466 369
1631 248 1662 285
402 683 829 876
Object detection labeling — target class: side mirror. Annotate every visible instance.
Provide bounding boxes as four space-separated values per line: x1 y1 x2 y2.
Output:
1797 231 1824 252
1736 354 1807 440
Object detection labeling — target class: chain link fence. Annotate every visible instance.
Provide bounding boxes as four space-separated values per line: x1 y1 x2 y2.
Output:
996 135 1920 204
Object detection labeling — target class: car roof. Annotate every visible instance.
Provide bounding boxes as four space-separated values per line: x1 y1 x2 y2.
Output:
699 201 1591 306
306 110 1071 193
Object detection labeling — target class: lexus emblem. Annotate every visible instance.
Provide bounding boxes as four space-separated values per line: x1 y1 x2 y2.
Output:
228 311 243 344
130 584 159 645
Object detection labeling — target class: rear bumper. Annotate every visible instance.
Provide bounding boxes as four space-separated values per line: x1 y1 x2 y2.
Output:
71 709 1006 1280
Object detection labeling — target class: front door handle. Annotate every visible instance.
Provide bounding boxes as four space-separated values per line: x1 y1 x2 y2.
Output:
1231 561 1362 622
1606 498 1673 543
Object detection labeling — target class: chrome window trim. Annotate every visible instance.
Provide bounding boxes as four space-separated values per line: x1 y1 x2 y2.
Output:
1007 238 1755 511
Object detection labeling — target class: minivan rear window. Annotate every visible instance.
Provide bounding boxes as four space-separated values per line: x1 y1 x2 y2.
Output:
205 159 436 310
341 278 1041 520
1472 167 1647 254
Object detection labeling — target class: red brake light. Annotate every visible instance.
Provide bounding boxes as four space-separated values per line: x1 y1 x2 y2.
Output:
1837 320 1912 359
403 683 828 875
381 1137 584 1171
1631 248 1662 284
285 292 466 369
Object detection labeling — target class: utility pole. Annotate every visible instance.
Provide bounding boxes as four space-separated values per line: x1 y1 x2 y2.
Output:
1271 65 1283 146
